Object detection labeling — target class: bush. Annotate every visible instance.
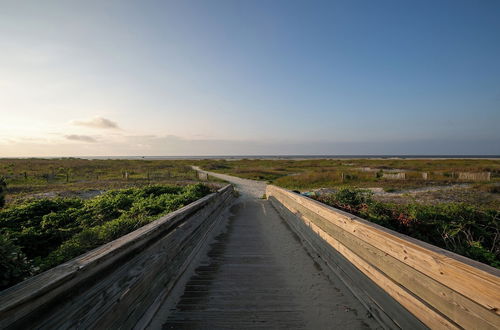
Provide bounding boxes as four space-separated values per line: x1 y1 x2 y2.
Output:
0 183 213 287
314 188 500 268
77 192 136 228
0 177 6 208
334 187 373 207
205 162 230 170
0 235 34 290
0 198 84 258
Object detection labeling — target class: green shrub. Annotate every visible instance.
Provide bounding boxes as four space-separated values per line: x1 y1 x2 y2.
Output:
77 191 136 228
334 187 373 207
0 198 84 258
314 188 500 268
0 177 6 208
138 185 184 197
0 198 83 231
0 235 34 290
40 185 210 270
0 183 212 287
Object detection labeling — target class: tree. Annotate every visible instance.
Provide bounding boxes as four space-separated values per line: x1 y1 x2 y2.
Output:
0 235 34 290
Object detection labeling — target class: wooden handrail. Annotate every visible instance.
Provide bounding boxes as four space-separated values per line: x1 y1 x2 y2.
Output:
267 185 500 330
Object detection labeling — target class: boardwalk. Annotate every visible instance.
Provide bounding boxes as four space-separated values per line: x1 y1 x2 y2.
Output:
148 169 380 329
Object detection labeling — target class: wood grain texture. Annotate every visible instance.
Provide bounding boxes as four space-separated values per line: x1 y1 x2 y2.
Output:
0 185 234 330
155 196 383 329
266 185 500 330
268 196 427 330
272 192 497 329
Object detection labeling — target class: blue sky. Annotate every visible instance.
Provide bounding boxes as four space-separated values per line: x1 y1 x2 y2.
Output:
0 0 499 156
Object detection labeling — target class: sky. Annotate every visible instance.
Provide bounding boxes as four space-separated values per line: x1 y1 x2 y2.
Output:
0 0 499 156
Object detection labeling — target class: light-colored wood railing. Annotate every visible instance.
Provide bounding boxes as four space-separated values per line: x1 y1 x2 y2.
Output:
0 185 234 329
267 185 500 330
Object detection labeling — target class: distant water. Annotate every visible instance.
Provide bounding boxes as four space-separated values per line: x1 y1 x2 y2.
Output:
79 155 500 160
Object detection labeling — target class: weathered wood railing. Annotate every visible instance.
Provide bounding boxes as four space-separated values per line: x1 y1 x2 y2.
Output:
267 185 500 330
0 185 234 329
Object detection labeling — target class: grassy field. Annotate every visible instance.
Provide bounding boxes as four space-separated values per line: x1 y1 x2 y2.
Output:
199 158 500 209
0 158 225 206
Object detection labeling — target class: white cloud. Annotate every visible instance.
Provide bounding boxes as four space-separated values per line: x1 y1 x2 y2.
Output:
64 134 97 143
71 117 120 129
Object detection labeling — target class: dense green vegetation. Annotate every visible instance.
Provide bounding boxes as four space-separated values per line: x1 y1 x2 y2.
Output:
313 188 499 268
0 177 6 208
0 183 212 290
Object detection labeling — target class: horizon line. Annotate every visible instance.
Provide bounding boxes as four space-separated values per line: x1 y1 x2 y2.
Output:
1 154 499 160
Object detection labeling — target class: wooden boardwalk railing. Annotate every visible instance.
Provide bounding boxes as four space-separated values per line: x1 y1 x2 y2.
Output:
0 185 234 329
2 182 498 329
267 185 500 330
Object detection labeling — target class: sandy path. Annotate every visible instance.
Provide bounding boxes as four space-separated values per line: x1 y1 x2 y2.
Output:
153 167 381 329
192 166 267 200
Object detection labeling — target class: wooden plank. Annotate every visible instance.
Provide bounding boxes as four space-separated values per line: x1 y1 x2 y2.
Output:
0 188 220 310
100 193 233 329
308 219 456 329
78 189 234 329
267 186 500 329
267 186 500 315
0 185 234 329
269 196 427 330
274 185 500 281
271 192 458 329
96 216 212 328
275 192 499 329
136 193 232 329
